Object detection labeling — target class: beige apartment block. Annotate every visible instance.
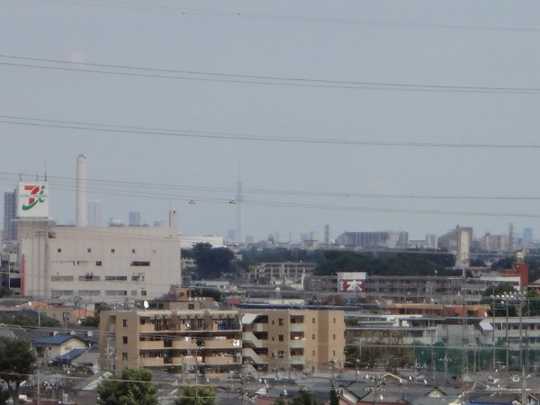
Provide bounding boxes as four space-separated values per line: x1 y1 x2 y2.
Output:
99 309 243 375
99 307 345 374
242 308 345 372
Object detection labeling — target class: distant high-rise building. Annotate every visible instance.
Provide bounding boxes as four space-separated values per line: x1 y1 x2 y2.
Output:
324 224 330 245
523 227 534 246
426 234 437 249
226 229 236 242
75 154 88 227
509 223 514 251
438 225 472 269
2 190 17 242
88 200 103 227
335 231 408 249
129 211 142 227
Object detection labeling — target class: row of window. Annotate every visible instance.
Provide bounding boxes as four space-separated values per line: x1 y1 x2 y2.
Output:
53 260 150 267
270 317 337 325
51 274 146 282
495 323 540 330
270 349 336 358
51 289 147 297
56 247 157 255
270 333 337 342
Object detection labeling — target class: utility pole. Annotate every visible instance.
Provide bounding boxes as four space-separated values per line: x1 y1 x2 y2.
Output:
491 295 496 372
36 368 40 405
505 299 509 370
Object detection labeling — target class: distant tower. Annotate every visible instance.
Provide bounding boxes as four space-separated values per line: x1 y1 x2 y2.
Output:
168 208 177 230
509 223 514 251
235 179 243 243
324 224 330 246
88 200 103 227
129 211 142 227
75 154 88 227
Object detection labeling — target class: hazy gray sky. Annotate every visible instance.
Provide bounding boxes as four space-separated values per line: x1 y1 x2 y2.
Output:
2 0 540 240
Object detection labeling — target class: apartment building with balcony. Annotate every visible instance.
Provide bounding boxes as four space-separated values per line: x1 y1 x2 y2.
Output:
99 306 346 375
99 309 243 375
241 307 345 373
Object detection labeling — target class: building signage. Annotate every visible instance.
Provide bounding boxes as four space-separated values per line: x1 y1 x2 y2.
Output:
337 272 366 292
17 182 49 218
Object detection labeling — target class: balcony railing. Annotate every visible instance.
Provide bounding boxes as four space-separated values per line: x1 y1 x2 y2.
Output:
139 340 163 350
141 357 164 367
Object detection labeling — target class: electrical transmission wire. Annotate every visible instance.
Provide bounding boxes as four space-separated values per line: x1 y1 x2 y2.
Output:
1 176 540 220
2 115 540 150
1 54 539 95
5 170 540 202
16 0 540 33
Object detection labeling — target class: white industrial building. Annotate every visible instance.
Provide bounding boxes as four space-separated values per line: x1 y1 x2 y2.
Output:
17 221 181 303
13 155 182 303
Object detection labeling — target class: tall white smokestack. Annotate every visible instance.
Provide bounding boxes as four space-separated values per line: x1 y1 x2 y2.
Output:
76 154 88 227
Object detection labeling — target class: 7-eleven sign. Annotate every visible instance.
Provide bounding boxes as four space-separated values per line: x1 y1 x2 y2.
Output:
17 182 49 218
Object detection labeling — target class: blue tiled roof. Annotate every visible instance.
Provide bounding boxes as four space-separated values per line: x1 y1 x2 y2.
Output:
53 348 87 364
32 335 84 347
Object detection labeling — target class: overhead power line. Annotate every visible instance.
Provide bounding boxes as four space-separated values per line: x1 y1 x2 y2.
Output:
20 0 540 33
1 54 539 95
1 176 540 220
5 169 540 201
2 115 540 150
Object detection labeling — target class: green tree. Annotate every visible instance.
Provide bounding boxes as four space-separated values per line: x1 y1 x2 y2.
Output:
0 310 60 327
97 368 158 405
192 243 235 279
526 290 540 316
329 387 339 405
176 385 216 405
273 399 287 405
0 387 9 405
315 251 454 277
0 337 36 405
79 316 99 327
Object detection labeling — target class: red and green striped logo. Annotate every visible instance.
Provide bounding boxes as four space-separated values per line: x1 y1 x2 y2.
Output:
22 184 47 211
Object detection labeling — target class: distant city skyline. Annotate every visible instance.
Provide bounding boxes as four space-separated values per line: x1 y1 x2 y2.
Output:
2 0 540 239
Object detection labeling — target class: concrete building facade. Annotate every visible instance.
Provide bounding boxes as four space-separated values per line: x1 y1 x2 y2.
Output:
17 223 181 302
